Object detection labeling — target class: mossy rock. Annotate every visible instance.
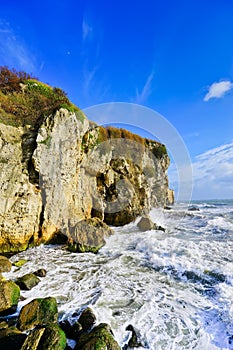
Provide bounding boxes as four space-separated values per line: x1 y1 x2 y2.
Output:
68 218 113 253
0 280 20 315
0 255 12 273
13 259 28 267
18 297 58 331
21 324 66 350
15 273 40 290
0 326 27 350
75 323 120 350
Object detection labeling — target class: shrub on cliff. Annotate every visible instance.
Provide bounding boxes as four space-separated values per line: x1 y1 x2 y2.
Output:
0 66 80 128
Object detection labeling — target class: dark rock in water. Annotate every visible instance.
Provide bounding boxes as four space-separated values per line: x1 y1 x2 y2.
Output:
15 273 40 290
74 323 120 350
164 206 172 210
78 307 96 332
188 206 200 211
137 217 165 232
59 319 82 340
34 269 47 277
68 217 113 253
18 297 58 331
0 325 27 350
124 324 144 348
0 280 20 316
0 255 12 272
21 324 67 350
137 217 155 231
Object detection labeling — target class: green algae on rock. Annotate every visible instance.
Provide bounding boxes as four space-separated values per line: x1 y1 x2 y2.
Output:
18 297 58 331
0 280 20 315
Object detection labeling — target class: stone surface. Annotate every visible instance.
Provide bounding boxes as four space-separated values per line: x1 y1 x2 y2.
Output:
15 273 40 290
78 307 96 332
0 108 171 254
18 297 58 331
0 325 27 350
0 280 20 315
34 269 47 277
68 218 113 253
137 217 155 231
166 188 175 205
74 323 120 350
0 255 12 272
21 324 66 350
13 259 28 267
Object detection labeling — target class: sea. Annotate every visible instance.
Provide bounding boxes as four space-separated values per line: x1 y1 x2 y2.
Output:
4 199 233 350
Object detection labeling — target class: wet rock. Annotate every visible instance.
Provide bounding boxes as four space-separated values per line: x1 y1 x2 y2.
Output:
21 324 66 350
18 297 58 331
0 325 27 350
124 324 144 348
137 217 155 231
74 323 120 350
15 273 40 290
78 307 96 332
59 319 82 340
188 206 200 211
13 259 28 267
0 256 12 272
68 218 113 253
0 280 20 315
34 269 47 277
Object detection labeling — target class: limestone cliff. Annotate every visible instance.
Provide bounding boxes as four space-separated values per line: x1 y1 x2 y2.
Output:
0 108 172 254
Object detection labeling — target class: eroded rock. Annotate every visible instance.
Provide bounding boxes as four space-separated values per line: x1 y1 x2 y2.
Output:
0 255 12 273
68 218 113 253
0 280 20 315
18 297 58 331
15 273 40 290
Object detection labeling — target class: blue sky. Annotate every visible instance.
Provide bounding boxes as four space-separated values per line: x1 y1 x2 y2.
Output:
0 0 233 199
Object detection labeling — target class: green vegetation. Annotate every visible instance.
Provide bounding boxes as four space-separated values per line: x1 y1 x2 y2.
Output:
83 125 167 159
0 66 81 128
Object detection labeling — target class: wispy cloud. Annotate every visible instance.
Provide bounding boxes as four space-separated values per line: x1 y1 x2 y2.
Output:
192 141 233 198
82 19 93 41
0 20 37 73
135 71 154 104
168 141 233 199
204 80 233 101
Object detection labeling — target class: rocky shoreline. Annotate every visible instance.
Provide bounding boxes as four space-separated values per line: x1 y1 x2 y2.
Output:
0 254 123 349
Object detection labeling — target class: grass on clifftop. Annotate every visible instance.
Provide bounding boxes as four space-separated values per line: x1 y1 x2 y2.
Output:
0 66 80 128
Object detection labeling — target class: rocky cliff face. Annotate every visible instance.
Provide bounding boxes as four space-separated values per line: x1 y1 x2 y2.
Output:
0 108 172 254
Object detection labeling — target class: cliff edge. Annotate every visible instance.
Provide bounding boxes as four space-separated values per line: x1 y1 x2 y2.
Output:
0 67 174 254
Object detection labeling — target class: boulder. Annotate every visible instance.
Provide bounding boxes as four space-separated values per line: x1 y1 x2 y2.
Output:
34 269 47 277
0 325 27 350
59 319 82 340
0 280 20 315
74 323 120 350
0 256 12 273
137 217 155 231
68 218 113 253
137 217 165 232
18 297 58 331
15 273 40 290
13 259 28 267
124 324 144 348
78 307 96 332
21 324 66 350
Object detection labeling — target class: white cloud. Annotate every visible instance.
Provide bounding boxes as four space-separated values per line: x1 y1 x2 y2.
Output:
0 20 37 73
204 80 233 101
192 142 233 199
82 19 92 41
135 71 154 104
168 141 233 199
